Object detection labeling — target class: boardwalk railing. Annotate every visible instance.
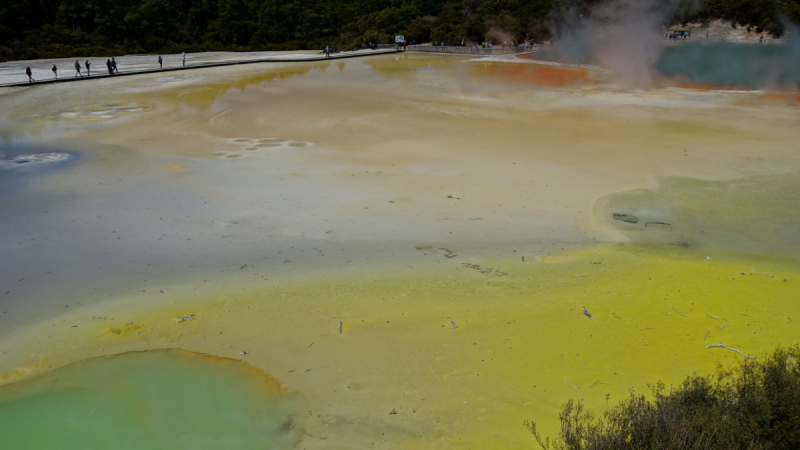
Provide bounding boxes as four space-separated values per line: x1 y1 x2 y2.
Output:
406 44 544 55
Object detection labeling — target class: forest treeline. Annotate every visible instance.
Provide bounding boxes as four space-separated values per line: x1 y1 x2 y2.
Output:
1 0 799 61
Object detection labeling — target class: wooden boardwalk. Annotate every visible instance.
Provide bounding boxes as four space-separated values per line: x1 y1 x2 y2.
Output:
0 48 401 88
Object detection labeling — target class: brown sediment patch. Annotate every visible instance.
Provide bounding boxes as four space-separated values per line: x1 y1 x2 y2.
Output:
470 62 603 87
761 92 800 103
106 323 144 336
658 80 754 91
191 350 292 396
0 360 48 381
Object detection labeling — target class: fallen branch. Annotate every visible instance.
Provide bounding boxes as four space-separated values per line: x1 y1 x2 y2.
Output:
567 379 580 389
706 314 718 319
589 380 598 389
337 321 343 334
739 272 774 278
673 307 688 317
705 343 756 359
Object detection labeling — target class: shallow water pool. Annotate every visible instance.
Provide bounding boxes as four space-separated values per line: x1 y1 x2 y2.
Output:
0 349 306 450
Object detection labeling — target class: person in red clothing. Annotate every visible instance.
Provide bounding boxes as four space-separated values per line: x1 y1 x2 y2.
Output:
403 40 407 50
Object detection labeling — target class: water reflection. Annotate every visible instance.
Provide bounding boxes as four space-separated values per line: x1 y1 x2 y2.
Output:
362 54 455 81
172 62 333 112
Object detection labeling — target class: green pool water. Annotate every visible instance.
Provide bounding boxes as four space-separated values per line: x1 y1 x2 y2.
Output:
530 41 800 90
0 349 306 450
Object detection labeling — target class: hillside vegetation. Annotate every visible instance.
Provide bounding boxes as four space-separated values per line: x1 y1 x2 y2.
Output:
527 345 800 450
1 0 799 60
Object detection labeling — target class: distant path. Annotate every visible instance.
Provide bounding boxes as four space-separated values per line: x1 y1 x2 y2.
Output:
0 48 401 88
406 44 546 55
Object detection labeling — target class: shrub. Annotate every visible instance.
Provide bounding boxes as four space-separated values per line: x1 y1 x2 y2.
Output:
526 345 800 450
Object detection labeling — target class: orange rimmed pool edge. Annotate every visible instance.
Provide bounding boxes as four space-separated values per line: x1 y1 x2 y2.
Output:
761 92 800 103
471 61 603 87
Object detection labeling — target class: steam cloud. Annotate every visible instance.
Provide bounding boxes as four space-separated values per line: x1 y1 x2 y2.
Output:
549 0 680 87
546 0 800 91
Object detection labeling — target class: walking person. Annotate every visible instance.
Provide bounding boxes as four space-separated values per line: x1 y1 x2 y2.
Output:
74 60 83 77
158 55 162 68
52 64 58 79
325 46 330 58
111 57 118 73
85 60 90 76
182 52 186 67
25 66 34 83
106 59 114 75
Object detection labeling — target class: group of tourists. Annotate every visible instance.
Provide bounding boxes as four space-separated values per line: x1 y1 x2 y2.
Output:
448 39 531 49
23 52 188 83
27 57 116 82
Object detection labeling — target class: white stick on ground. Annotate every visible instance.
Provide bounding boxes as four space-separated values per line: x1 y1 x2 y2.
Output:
673 307 688 317
705 343 756 359
567 379 580 389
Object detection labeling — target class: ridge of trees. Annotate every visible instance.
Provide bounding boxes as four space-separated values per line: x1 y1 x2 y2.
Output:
1 0 799 61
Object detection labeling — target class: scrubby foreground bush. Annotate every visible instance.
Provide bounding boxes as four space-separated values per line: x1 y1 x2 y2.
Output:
526 345 800 450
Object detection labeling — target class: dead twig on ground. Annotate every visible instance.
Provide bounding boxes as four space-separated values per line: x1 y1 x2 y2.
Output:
705 343 755 359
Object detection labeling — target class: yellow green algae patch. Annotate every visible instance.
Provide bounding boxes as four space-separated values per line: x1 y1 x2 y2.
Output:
0 349 306 450
1 244 797 449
